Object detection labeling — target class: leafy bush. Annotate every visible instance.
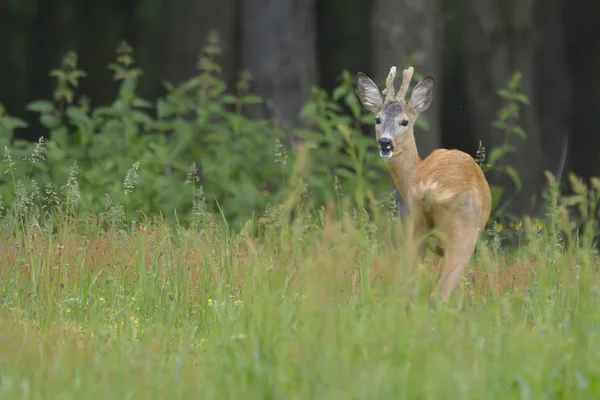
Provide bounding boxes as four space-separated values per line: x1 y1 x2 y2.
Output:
0 36 390 231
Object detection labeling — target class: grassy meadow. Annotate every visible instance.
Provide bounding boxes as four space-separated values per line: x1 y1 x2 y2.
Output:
0 44 599 398
1 173 600 399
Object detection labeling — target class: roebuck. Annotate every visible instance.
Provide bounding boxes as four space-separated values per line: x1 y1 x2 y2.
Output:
356 66 492 301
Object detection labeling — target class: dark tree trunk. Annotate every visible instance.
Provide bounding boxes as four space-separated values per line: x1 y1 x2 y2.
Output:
371 0 442 216
162 0 237 86
316 0 371 93
564 0 600 181
241 0 318 138
461 0 545 216
371 0 442 158
534 0 572 183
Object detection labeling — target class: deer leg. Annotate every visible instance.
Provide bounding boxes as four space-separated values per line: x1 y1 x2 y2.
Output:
405 213 429 310
439 232 477 302
437 208 480 303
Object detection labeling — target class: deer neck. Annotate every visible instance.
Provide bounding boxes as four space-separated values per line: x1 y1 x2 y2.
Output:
384 131 421 202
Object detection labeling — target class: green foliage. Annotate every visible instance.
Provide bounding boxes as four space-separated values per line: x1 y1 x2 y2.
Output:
296 70 388 213
477 71 530 223
0 36 390 231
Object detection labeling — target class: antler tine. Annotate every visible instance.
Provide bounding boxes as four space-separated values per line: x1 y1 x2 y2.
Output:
381 66 397 102
396 67 414 101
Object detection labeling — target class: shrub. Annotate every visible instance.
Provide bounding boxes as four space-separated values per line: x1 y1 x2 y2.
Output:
0 37 390 231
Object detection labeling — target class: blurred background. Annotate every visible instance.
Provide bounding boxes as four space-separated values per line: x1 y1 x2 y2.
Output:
0 0 598 227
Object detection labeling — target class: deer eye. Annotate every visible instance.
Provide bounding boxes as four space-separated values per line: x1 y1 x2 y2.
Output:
400 120 409 127
375 118 381 125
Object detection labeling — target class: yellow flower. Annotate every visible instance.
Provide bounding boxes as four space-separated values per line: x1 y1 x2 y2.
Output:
208 298 213 306
496 224 504 233
515 222 522 230
99 296 105 302
537 222 544 230
130 316 139 325
66 308 71 313
234 299 242 305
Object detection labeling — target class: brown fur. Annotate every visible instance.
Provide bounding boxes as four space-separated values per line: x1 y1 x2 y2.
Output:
357 66 492 302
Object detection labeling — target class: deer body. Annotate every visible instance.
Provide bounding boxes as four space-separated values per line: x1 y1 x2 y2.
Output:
357 66 491 301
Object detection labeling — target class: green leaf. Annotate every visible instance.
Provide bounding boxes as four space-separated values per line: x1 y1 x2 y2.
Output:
511 126 527 140
156 99 173 119
26 100 55 114
415 118 430 131
242 94 263 105
496 88 512 99
498 106 515 122
132 98 153 109
332 86 346 101
505 166 522 191
490 186 504 211
221 95 237 104
299 103 318 121
513 93 530 105
131 111 154 127
2 117 28 130
66 106 89 124
488 147 511 167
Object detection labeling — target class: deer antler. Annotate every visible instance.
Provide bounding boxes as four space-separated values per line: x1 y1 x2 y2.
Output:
396 67 414 102
381 66 397 102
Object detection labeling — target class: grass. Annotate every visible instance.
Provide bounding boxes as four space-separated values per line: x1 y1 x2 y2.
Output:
1 191 600 400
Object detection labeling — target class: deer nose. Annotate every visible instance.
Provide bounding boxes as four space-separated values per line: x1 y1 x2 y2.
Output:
378 137 392 146
378 137 394 157
378 137 394 149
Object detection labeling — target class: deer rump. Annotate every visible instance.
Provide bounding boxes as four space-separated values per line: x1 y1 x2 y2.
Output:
407 148 490 235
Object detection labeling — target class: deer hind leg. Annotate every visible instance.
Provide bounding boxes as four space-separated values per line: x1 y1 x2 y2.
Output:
437 202 481 302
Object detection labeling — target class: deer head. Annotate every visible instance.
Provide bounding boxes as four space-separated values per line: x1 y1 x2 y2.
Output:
356 66 435 158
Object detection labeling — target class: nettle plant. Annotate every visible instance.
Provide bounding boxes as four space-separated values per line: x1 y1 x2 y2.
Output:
476 72 530 223
0 36 395 231
0 39 285 230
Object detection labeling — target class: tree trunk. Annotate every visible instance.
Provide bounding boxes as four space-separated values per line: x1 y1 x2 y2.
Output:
461 0 544 216
564 0 600 181
316 0 371 93
534 0 572 183
371 0 442 216
241 0 318 137
371 0 442 158
162 0 237 86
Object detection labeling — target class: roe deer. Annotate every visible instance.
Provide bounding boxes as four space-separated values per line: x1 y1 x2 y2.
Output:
356 66 492 302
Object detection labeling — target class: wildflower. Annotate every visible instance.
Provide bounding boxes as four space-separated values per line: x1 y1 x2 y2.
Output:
66 308 71 313
99 296 105 303
123 161 140 196
514 222 522 230
130 316 139 325
208 298 213 306
496 223 503 233
537 222 544 231
234 299 242 305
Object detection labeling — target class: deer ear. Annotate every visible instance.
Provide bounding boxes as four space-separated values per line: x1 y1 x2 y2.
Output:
408 76 435 114
356 73 383 114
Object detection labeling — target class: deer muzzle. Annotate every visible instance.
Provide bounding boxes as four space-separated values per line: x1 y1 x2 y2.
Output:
378 136 394 158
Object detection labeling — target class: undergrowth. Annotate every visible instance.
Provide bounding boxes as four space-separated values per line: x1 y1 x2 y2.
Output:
1 146 600 398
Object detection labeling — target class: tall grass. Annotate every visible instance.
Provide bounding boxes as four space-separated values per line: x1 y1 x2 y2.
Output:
1 163 599 399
